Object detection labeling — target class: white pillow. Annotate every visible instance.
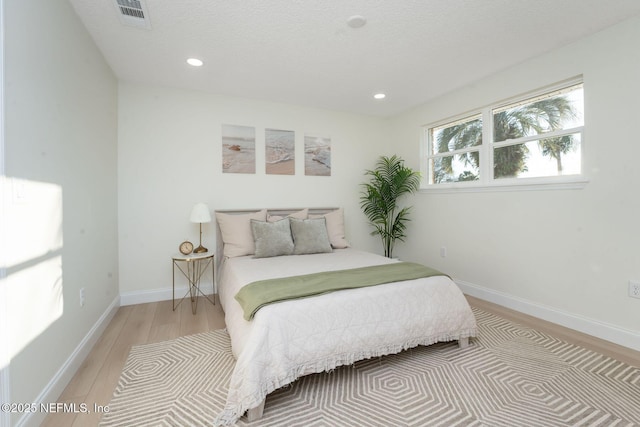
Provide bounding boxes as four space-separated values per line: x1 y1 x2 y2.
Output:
215 209 267 257
310 208 350 249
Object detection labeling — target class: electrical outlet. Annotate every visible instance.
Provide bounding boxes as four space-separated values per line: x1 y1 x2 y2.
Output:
629 281 640 299
80 287 86 307
440 246 447 258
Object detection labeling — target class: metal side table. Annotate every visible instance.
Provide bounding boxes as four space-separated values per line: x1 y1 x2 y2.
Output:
172 252 215 314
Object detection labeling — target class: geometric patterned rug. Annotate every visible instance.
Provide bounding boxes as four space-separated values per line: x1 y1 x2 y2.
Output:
99 308 640 427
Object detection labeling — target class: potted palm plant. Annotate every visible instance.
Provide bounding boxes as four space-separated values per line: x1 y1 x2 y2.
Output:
360 155 421 258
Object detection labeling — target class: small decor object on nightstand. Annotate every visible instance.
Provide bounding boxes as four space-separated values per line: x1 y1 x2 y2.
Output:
190 202 212 253
179 240 194 255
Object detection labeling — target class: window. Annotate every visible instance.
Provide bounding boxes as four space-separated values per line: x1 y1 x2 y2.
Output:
424 80 584 189
430 114 482 183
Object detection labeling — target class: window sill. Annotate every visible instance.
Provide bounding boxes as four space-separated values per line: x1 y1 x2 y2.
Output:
419 176 589 194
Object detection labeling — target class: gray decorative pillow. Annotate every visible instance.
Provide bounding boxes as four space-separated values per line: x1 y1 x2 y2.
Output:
290 218 333 255
251 218 294 258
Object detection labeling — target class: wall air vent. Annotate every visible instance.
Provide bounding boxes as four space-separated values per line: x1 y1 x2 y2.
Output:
114 0 151 29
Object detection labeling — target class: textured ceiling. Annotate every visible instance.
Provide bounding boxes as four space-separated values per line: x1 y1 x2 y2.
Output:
68 0 640 117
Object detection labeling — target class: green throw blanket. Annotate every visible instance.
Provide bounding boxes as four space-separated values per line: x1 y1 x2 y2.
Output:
235 262 447 321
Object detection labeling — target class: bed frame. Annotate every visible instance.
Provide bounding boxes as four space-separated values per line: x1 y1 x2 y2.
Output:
213 207 469 422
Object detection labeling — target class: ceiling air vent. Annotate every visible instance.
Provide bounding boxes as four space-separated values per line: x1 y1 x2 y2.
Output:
114 0 151 29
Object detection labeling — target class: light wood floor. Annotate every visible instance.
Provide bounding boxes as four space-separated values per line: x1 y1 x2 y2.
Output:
42 295 640 426
42 296 226 427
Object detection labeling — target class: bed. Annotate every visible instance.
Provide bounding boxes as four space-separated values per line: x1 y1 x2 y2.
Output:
214 208 477 425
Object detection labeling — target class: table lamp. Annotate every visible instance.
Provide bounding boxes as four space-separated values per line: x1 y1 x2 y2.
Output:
190 202 211 253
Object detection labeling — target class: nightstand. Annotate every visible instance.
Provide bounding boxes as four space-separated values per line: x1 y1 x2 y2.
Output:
172 252 215 314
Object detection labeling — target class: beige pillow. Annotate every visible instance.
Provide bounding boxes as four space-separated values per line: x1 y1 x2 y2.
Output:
310 208 350 249
267 208 309 222
215 209 267 257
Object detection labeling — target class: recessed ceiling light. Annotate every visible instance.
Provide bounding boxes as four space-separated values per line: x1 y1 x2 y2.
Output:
374 93 386 100
347 15 366 29
187 58 204 67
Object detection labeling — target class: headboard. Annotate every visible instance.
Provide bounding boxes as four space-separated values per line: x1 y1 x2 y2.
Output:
214 207 340 283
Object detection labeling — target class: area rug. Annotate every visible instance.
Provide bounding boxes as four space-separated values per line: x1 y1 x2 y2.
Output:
100 308 640 426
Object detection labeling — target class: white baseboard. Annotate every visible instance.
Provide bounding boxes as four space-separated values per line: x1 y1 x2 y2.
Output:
120 284 215 306
456 279 640 352
15 296 120 427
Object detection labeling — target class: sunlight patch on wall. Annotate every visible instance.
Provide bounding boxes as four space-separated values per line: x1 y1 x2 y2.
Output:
6 256 63 358
6 178 62 267
3 178 63 360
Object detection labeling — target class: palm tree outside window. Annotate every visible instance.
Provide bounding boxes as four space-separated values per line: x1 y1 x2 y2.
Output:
426 81 584 187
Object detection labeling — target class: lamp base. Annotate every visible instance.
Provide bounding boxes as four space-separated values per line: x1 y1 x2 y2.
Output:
194 245 208 254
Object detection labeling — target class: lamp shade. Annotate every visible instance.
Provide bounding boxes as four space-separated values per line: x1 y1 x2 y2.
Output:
190 203 211 223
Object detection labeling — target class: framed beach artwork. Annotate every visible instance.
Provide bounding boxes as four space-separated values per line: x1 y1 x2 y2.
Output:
265 129 295 175
222 124 256 174
304 134 331 176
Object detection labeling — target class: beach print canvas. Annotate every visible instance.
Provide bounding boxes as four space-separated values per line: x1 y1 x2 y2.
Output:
304 134 331 176
222 125 256 174
265 129 295 175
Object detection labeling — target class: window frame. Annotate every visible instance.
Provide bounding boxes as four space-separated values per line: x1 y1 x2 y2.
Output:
421 78 588 193
427 113 483 185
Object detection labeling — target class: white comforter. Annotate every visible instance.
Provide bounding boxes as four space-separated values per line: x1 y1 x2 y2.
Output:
215 249 477 425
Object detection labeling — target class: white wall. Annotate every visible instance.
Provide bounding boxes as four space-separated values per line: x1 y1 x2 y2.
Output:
390 16 640 346
117 83 388 299
3 0 119 424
